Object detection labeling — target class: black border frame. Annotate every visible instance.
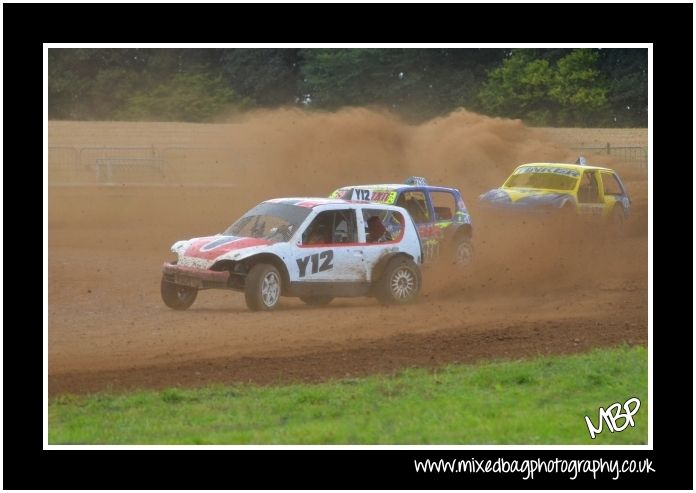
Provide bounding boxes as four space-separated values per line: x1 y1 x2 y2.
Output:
9 2 692 489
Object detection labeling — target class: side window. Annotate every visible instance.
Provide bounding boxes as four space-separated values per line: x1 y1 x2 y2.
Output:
430 191 456 221
331 209 357 243
361 209 404 244
578 171 601 203
302 210 357 245
397 191 430 224
601 172 624 196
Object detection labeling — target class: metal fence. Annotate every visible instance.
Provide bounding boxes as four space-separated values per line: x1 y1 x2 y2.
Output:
48 146 80 183
571 144 647 169
94 157 165 183
48 145 163 184
48 144 248 185
49 141 647 185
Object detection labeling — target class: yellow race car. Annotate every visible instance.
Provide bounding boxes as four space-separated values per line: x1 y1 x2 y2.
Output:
479 161 631 230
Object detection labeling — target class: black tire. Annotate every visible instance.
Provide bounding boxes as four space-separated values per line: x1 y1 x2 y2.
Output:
452 238 474 266
161 278 198 310
245 264 282 311
300 296 334 306
375 257 421 304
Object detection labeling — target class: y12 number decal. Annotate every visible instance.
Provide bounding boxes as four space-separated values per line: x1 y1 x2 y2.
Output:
352 189 371 200
296 250 334 277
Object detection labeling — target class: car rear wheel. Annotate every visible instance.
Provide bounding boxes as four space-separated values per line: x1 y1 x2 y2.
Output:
245 264 282 311
376 257 421 304
299 296 334 306
161 278 198 310
453 238 474 266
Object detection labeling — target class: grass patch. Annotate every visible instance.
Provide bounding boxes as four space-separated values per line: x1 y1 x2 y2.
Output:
49 345 647 445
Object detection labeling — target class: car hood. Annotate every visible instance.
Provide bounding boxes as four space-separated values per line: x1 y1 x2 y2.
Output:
479 188 571 208
180 235 271 261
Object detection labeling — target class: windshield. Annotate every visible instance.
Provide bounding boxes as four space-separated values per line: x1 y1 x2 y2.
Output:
223 202 312 243
504 167 579 191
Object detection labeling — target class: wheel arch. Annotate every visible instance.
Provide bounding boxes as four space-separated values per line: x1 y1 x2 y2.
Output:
453 223 472 240
371 252 415 283
215 253 290 287
441 223 472 247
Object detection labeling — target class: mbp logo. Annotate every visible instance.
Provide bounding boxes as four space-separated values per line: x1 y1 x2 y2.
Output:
584 397 641 439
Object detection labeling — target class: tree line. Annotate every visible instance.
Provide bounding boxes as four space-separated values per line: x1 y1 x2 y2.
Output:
48 48 647 127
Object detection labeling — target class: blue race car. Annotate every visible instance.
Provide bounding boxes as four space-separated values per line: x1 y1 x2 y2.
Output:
331 177 474 265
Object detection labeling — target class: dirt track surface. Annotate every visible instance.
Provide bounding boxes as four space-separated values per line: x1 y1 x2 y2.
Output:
48 112 648 396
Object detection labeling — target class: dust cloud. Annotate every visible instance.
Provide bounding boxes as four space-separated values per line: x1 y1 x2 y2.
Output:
48 108 648 394
50 107 602 199
195 107 582 200
49 105 646 275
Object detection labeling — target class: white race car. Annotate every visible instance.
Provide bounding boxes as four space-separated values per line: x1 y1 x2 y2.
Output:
161 198 423 311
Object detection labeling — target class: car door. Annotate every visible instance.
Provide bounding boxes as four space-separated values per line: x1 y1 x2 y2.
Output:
291 209 365 282
576 170 605 219
599 171 630 218
396 189 441 263
359 207 407 281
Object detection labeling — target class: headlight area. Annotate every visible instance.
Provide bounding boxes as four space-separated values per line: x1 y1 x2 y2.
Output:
210 260 248 290
170 240 187 254
169 241 189 264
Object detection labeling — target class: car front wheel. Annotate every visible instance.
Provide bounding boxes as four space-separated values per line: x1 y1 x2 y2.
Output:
161 278 198 310
245 264 282 311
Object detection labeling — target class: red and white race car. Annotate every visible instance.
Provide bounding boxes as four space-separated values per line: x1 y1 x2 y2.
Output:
161 198 423 311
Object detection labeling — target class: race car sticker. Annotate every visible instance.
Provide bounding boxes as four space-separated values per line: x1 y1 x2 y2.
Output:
184 236 271 260
371 191 397 203
296 250 334 277
454 211 471 224
294 200 325 208
515 166 580 177
352 189 372 201
349 189 397 204
422 239 441 263
199 236 242 252
329 190 346 199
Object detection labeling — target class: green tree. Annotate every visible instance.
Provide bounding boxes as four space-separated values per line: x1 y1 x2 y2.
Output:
219 48 302 106
48 48 646 127
549 49 608 125
597 48 647 126
300 48 506 121
478 49 610 126
478 50 554 124
48 48 149 119
300 49 396 107
116 73 247 121
49 48 244 122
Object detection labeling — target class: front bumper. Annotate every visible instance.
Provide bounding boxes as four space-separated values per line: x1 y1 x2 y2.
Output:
162 262 230 289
